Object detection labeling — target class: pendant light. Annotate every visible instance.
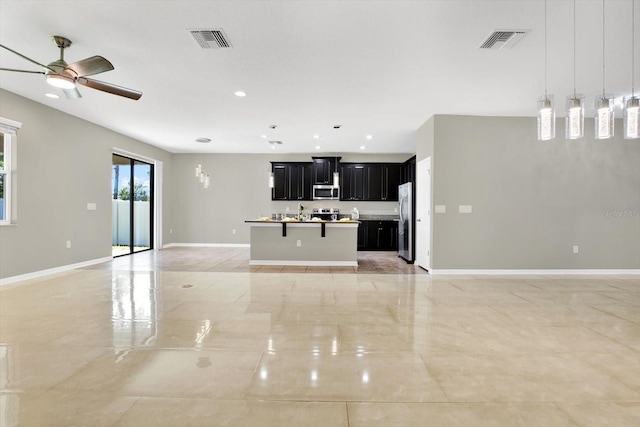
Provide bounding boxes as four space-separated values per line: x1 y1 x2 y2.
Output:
537 0 555 140
595 0 614 139
194 162 210 189
566 0 584 140
624 0 640 139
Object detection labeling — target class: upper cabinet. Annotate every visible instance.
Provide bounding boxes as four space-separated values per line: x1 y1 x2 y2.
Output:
272 158 411 202
340 163 366 201
271 162 313 201
340 163 401 202
312 157 340 185
365 163 402 201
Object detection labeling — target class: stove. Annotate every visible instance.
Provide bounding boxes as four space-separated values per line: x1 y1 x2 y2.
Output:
312 208 339 221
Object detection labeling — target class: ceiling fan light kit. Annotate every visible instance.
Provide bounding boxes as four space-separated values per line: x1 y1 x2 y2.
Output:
46 73 75 89
0 35 142 100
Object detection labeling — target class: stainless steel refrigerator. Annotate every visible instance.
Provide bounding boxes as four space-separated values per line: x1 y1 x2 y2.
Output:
398 182 414 263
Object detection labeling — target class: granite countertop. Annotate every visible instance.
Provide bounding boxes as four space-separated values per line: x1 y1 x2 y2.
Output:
358 214 399 221
245 219 360 224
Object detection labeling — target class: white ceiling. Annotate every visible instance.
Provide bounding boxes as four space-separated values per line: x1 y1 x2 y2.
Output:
0 0 637 154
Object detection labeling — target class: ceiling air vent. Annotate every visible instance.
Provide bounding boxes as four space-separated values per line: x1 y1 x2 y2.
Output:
189 29 232 49
479 30 528 50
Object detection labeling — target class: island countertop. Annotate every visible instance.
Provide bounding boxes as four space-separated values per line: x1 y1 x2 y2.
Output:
245 219 360 224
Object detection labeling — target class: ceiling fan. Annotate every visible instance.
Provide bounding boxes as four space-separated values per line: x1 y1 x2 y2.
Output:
0 35 142 100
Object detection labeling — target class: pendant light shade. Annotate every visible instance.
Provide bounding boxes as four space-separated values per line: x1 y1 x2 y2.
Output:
565 95 584 139
624 95 640 139
623 0 638 139
537 96 555 140
565 0 584 140
594 0 614 140
537 0 555 141
594 96 614 139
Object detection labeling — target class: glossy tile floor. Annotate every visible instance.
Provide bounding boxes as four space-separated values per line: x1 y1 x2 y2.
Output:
0 248 639 426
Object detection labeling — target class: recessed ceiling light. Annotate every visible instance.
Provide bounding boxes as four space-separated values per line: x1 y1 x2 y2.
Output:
366 135 373 140
315 145 321 150
270 146 276 150
45 93 59 99
260 134 267 138
360 145 366 150
234 91 246 97
313 134 320 139
195 137 211 143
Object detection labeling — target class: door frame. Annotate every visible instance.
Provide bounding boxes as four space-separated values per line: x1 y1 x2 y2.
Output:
112 148 162 255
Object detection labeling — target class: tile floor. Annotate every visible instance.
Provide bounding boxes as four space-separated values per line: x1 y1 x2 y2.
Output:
0 247 638 426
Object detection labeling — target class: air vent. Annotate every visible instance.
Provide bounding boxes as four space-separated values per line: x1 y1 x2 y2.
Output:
189 29 232 49
479 30 528 50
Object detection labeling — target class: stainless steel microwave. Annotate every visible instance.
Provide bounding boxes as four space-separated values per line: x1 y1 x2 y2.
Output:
312 185 340 200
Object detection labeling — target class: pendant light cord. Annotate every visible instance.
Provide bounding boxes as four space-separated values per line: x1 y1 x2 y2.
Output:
544 0 549 100
602 0 606 97
633 0 636 96
573 0 577 97
544 0 548 98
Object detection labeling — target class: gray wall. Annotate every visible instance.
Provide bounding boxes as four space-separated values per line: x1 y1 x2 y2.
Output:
0 90 174 279
417 114 640 270
171 152 412 245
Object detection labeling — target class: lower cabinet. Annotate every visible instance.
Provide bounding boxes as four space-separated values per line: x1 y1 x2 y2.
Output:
357 220 398 251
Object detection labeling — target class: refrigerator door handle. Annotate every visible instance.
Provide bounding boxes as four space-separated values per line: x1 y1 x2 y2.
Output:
398 198 404 224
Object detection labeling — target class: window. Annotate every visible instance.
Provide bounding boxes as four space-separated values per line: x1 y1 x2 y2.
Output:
0 117 22 225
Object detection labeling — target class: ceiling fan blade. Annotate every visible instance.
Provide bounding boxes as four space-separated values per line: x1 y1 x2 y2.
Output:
0 67 45 74
66 55 114 77
63 87 82 99
0 43 54 72
77 77 142 100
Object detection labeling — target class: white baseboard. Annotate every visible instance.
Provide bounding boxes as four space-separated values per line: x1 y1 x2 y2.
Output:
163 243 250 248
429 269 640 275
0 256 113 287
250 260 358 267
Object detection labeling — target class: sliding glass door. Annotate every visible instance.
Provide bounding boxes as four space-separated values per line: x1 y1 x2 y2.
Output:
112 154 154 257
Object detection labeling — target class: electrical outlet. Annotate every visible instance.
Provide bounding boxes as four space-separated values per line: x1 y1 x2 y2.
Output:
297 240 302 247
573 245 579 254
232 229 236 234
169 228 173 234
286 206 290 212
66 240 71 249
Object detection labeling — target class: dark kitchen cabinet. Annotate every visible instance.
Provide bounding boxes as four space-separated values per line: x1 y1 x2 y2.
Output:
365 163 402 201
357 222 368 250
271 163 288 200
312 157 340 185
271 162 312 200
340 163 366 201
402 156 416 185
357 220 398 251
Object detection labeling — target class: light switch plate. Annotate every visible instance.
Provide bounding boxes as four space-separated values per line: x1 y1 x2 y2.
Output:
459 205 473 214
87 203 96 210
435 205 446 213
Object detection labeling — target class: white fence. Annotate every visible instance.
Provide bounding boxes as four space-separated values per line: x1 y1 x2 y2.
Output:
112 199 151 246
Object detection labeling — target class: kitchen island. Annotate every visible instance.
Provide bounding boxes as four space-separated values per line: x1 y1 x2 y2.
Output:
245 219 359 266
